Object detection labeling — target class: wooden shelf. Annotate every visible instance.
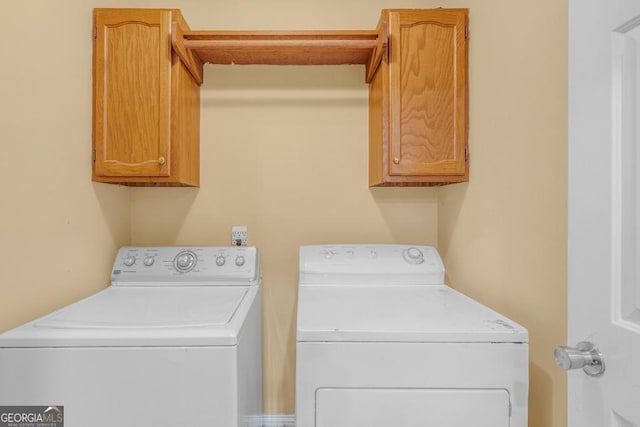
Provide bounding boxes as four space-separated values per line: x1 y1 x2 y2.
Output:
182 30 378 66
92 8 467 188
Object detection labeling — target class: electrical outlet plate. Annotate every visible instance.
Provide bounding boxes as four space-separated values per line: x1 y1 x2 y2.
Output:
231 225 247 246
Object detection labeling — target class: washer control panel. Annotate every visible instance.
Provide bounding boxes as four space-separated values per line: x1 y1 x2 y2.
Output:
112 246 259 285
299 244 444 285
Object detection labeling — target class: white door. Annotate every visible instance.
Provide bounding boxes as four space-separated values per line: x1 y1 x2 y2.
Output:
567 0 640 425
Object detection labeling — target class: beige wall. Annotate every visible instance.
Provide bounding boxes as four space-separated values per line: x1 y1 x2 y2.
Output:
0 2 130 332
0 1 567 426
437 2 568 427
129 64 439 410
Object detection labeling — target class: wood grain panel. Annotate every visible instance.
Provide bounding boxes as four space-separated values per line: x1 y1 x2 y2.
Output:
105 23 164 168
369 9 468 186
399 22 455 166
388 9 467 178
94 10 171 178
93 9 200 186
369 68 385 186
170 54 200 187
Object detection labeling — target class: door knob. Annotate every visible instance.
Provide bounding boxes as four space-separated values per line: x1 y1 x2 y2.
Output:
553 341 605 377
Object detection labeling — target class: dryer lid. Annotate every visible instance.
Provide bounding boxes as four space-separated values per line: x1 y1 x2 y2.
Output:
0 286 257 347
296 285 528 343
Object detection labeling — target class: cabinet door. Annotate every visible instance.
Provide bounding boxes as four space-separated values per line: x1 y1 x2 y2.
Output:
387 9 468 179
93 9 171 177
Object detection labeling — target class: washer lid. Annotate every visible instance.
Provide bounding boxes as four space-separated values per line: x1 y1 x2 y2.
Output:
296 285 528 343
37 286 246 328
0 286 258 347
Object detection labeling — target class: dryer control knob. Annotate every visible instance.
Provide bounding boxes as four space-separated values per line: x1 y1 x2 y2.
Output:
216 256 226 267
403 247 425 264
124 255 136 267
143 256 155 266
235 255 245 266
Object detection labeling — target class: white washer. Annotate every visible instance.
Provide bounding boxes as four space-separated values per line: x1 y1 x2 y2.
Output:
296 244 528 427
0 246 262 427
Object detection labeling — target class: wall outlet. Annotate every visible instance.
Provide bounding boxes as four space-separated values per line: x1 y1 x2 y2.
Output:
231 225 247 246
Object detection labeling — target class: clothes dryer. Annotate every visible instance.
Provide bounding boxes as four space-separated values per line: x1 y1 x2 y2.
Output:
296 244 528 427
0 246 262 427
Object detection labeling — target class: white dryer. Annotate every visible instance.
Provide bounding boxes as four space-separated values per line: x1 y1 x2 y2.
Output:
0 246 262 427
296 244 528 427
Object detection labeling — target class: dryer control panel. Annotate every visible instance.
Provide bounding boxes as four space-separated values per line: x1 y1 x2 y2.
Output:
111 246 260 285
299 244 444 285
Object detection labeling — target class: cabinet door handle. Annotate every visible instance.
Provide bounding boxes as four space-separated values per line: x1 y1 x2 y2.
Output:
158 156 166 165
393 157 400 164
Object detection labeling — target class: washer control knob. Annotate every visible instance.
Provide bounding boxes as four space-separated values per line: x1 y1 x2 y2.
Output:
403 247 425 264
235 255 245 266
176 254 192 268
216 256 226 267
143 256 155 266
124 255 136 267
174 251 197 273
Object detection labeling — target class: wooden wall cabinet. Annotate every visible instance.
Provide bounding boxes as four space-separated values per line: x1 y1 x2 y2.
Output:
368 9 469 186
91 8 468 187
93 9 201 186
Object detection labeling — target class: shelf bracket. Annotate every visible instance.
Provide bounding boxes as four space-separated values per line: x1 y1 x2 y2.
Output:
366 22 388 83
171 22 204 85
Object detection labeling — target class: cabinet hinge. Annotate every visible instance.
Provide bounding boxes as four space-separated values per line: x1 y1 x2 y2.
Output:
92 149 96 162
465 147 469 161
465 26 470 40
93 26 97 40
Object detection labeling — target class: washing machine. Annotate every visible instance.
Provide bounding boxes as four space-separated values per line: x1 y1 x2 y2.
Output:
296 244 528 427
0 246 262 427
